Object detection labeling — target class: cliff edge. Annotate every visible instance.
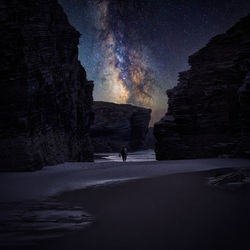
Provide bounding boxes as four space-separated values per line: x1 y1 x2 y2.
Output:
154 14 250 160
91 101 151 152
0 0 94 170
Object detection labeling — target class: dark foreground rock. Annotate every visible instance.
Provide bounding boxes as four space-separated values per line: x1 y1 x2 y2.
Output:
154 14 250 160
0 199 94 246
208 168 250 190
91 101 151 152
0 0 94 171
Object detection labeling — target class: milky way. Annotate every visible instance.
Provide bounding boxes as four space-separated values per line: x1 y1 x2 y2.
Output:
95 0 130 104
59 0 250 125
94 0 164 111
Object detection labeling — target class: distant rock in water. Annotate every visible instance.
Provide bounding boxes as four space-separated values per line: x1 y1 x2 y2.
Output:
154 14 250 160
0 0 94 171
91 102 151 152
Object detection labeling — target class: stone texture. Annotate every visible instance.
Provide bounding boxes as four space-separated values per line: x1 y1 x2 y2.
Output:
0 199 95 245
91 101 151 152
0 0 94 171
154 14 250 160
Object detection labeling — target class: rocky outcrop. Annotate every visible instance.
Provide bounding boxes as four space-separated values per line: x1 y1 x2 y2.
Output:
0 0 94 171
91 102 151 152
154 14 250 160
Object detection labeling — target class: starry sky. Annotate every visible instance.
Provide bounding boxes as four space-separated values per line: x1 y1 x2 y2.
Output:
59 0 250 125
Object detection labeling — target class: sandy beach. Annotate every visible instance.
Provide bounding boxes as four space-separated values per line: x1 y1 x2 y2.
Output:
1 157 250 249
53 170 250 250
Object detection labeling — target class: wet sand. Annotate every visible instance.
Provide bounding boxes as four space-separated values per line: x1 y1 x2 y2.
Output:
31 168 250 250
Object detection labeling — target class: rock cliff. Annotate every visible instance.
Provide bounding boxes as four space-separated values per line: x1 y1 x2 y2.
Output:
154 14 250 160
91 102 151 152
0 0 94 171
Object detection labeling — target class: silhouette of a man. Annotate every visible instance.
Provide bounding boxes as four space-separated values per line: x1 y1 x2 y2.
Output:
120 145 127 162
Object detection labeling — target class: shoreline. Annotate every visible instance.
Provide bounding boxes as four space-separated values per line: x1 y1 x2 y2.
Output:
1 158 250 202
31 169 250 249
1 159 250 249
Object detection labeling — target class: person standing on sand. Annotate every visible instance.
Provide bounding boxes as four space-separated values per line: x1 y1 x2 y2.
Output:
120 145 128 162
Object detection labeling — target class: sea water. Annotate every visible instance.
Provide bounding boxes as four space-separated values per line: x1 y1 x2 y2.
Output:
94 149 156 163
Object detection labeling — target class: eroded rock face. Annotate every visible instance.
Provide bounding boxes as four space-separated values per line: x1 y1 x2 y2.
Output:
154 14 250 160
0 0 94 171
91 102 151 152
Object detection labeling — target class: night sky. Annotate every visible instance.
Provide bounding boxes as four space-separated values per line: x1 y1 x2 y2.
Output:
59 0 250 125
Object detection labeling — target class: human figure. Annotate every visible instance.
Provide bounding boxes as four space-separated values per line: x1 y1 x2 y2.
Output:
120 145 127 162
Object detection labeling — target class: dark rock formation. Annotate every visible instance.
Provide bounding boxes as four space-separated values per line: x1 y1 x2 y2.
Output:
208 168 250 190
154 14 250 160
0 0 94 171
91 101 151 152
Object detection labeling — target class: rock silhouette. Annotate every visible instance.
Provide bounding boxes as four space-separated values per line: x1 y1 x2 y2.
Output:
154 14 250 160
91 101 151 152
0 0 94 171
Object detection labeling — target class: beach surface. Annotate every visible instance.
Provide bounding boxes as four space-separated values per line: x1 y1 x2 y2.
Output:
52 170 250 250
0 156 250 202
1 154 250 249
